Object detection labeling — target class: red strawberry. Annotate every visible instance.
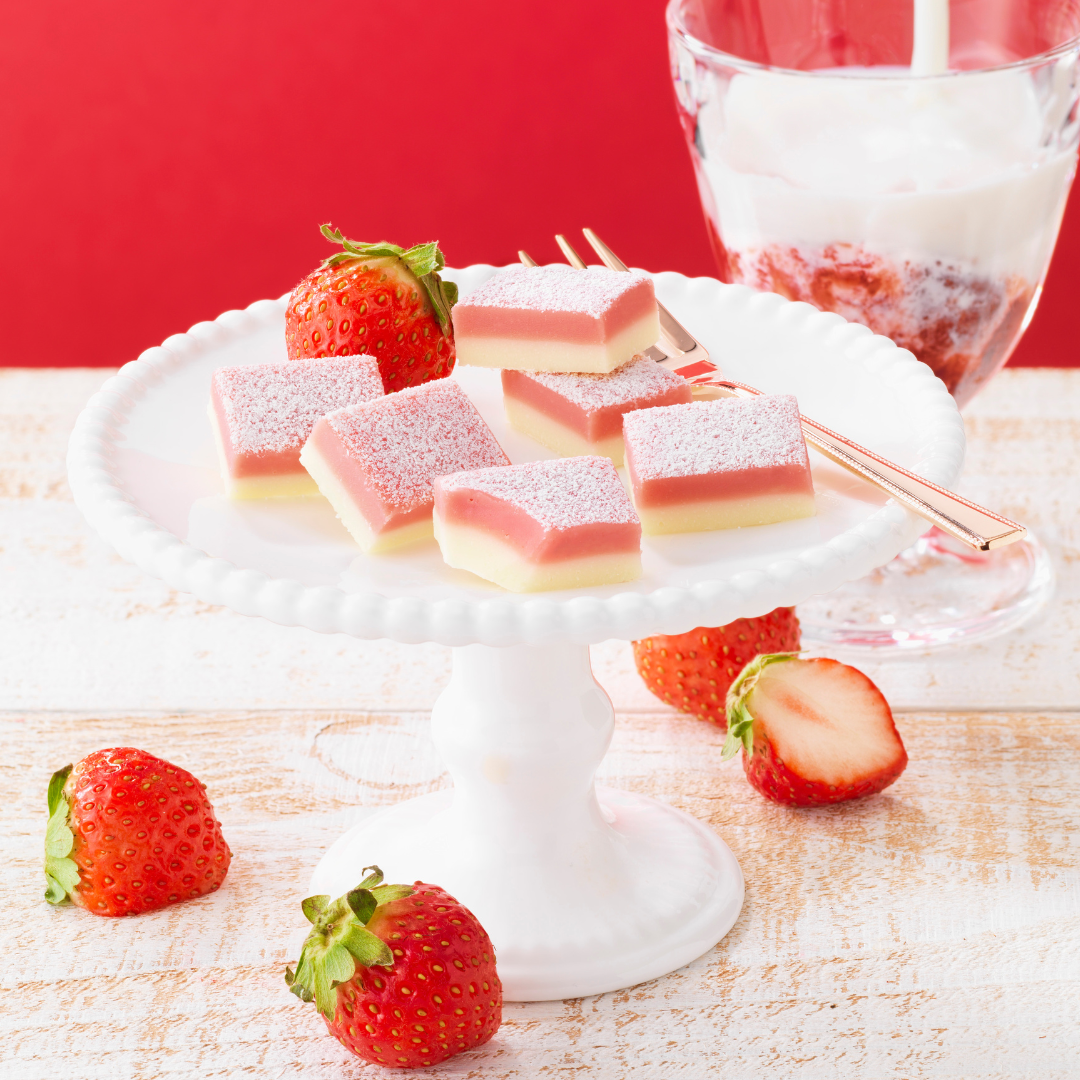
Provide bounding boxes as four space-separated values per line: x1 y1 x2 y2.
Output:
43 747 231 915
286 224 457 394
286 867 501 1069
723 654 907 806
632 607 801 727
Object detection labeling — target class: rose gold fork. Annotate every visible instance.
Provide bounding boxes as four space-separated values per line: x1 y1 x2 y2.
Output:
517 231 1026 552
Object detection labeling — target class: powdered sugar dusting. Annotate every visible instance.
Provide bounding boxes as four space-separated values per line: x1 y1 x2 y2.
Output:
458 265 651 319
326 380 509 510
437 456 639 529
214 356 383 455
624 395 810 480
518 354 687 411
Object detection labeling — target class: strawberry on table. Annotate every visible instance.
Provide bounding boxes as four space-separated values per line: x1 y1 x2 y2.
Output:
723 654 908 807
286 224 458 394
286 866 501 1069
43 747 231 916
632 607 801 727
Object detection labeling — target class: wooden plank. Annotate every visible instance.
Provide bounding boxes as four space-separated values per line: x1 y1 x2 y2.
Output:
3 707 1078 1078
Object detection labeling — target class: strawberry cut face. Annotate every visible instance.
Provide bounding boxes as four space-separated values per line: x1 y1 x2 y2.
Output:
748 659 904 789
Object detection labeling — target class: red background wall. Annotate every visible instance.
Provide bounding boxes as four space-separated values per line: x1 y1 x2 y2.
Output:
1 0 1076 369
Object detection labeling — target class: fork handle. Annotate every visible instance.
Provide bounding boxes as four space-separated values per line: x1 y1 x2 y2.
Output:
715 380 1024 551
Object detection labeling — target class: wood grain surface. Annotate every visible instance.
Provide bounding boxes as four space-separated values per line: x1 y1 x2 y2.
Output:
2 368 1079 1078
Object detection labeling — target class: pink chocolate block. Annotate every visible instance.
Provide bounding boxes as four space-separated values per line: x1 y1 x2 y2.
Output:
623 394 816 534
299 379 510 552
453 265 660 373
210 355 383 496
501 355 692 463
433 456 642 592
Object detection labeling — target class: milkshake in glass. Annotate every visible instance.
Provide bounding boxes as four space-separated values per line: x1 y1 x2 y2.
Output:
668 0 1080 648
669 0 1080 406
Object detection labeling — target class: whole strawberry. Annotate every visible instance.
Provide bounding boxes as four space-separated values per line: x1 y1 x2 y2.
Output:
44 747 231 915
286 867 501 1069
632 607 801 727
286 224 457 394
723 654 908 807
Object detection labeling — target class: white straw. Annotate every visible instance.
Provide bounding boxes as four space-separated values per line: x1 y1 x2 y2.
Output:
911 0 950 76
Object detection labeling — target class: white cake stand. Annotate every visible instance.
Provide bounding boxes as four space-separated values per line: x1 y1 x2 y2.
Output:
66 266 964 1001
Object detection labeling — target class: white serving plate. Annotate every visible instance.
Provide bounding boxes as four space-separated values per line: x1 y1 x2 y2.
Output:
66 265 963 647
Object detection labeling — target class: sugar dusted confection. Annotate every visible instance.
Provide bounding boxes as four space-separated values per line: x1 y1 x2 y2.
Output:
623 394 816 534
210 356 383 498
433 456 642 592
299 379 510 553
502 354 692 466
453 265 661 374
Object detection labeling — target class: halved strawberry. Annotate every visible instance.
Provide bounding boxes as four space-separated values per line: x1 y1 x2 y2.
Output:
723 654 907 807
631 607 801 727
286 225 457 394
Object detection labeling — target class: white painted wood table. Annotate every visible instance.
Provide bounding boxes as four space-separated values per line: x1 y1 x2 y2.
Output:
2 368 1078 1078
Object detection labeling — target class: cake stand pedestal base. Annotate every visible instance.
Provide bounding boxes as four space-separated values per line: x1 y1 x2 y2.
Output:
310 642 744 1002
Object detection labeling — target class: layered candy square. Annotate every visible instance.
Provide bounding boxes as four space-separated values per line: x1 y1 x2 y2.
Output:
452 265 661 374
299 379 509 553
502 354 693 466
433 456 642 592
623 394 816 534
210 355 384 498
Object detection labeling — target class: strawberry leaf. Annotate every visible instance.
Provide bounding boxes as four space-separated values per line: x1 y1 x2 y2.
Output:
357 865 384 890
313 963 337 1019
323 943 355 987
43 776 79 905
301 894 331 924
48 765 72 817
370 883 414 906
341 924 394 968
346 887 377 924
722 652 800 760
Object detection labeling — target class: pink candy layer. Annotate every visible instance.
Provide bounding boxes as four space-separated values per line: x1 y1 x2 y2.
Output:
502 356 692 441
212 356 382 478
308 379 509 532
453 265 656 344
434 456 640 563
624 394 814 507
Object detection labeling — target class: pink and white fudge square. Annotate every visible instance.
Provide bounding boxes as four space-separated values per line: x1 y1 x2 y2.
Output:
299 379 510 553
453 264 660 374
433 455 642 592
501 354 692 466
210 355 383 498
623 394 816 534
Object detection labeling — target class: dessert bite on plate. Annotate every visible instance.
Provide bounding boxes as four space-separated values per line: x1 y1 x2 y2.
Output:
299 379 509 553
623 394 816 535
502 354 692 466
452 264 660 374
210 355 384 498
433 455 642 592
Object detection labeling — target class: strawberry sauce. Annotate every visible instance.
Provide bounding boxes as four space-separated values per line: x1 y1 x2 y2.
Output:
718 239 1034 406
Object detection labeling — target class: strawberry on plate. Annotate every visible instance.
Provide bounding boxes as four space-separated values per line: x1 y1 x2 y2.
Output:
632 607 801 727
286 866 501 1069
722 654 907 807
286 224 458 394
44 747 231 915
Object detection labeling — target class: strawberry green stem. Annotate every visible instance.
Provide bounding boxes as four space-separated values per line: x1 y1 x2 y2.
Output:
721 652 800 761
318 224 458 333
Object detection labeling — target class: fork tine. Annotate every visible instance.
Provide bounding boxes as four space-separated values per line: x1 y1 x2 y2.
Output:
555 234 588 269
518 250 539 267
582 228 629 273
